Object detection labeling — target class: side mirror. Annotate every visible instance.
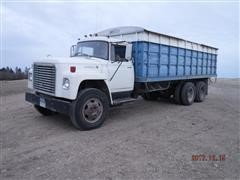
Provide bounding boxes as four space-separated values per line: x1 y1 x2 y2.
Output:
70 45 76 57
125 43 132 60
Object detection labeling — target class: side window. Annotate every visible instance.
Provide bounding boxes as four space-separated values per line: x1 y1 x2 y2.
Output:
111 44 126 61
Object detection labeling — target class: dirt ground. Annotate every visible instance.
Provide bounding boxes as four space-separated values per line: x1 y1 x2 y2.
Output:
0 79 239 180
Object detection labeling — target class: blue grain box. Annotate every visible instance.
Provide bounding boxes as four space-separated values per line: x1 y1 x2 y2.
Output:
98 26 218 82
132 41 217 82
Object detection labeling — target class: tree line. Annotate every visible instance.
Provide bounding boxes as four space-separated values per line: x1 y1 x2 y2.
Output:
0 67 29 80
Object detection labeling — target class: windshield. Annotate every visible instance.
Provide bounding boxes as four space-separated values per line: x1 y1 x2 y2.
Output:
74 41 109 60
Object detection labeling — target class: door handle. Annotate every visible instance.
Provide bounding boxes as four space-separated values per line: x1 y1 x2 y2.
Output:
127 66 132 68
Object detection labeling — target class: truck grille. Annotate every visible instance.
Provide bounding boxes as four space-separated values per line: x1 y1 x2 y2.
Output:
33 64 56 94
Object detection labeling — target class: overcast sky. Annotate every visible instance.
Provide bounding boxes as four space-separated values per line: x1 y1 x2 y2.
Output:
1 1 239 77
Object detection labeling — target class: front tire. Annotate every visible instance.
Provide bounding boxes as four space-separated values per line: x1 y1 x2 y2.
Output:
71 88 109 130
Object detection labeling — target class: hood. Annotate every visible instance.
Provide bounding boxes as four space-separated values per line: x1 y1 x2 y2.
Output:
34 56 103 65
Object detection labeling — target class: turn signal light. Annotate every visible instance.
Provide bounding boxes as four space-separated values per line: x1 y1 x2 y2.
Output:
70 66 76 73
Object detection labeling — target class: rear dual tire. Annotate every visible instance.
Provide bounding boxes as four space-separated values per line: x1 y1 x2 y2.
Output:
174 82 183 104
195 81 207 102
143 82 197 106
174 81 207 105
180 82 196 105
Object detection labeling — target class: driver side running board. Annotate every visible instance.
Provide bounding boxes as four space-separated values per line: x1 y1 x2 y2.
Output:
113 98 136 105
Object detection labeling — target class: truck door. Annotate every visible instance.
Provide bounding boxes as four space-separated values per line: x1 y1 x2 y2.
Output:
108 43 134 93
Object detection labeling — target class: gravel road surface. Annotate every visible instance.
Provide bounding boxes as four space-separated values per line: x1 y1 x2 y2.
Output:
0 79 239 179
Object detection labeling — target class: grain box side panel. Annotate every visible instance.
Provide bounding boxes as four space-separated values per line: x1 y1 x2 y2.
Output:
133 41 217 82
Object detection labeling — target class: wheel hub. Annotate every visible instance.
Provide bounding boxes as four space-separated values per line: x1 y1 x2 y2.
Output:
82 98 103 123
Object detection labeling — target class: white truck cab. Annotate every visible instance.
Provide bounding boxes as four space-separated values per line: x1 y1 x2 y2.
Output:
26 35 135 130
28 36 134 101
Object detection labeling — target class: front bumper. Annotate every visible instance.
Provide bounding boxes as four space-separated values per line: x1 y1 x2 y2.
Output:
25 91 72 115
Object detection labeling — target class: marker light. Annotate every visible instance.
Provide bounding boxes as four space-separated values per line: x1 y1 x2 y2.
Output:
70 66 76 73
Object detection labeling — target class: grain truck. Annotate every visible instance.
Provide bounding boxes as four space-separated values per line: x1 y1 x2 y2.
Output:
25 26 218 130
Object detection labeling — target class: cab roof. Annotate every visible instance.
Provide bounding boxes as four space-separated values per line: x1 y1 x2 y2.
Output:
77 36 125 43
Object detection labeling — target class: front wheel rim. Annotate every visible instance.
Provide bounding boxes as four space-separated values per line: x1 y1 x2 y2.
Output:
82 98 103 123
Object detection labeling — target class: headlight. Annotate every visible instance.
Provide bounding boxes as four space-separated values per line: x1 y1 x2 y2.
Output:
62 78 70 90
28 72 33 81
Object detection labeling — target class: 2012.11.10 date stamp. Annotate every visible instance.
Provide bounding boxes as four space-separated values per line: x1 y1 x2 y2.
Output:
192 154 226 161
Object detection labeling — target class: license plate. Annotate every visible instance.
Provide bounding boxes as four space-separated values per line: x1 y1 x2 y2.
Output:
39 97 46 108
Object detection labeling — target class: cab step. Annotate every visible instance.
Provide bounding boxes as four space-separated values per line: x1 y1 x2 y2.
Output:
113 97 136 105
